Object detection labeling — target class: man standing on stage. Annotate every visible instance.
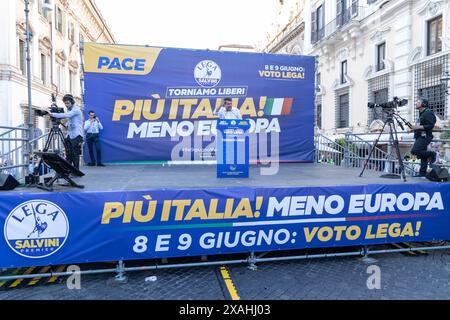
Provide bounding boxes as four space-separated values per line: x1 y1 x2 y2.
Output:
410 98 437 177
50 94 83 170
84 110 105 167
213 97 242 119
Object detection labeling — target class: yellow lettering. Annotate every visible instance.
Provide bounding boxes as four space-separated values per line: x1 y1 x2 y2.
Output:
376 223 388 238
401 222 414 237
133 200 156 223
133 100 143 121
208 199 224 220
169 99 180 120
365 225 376 239
143 99 164 121
304 227 318 243
185 199 208 220
224 199 234 218
191 99 213 119
346 225 361 240
180 99 198 119
333 226 346 241
161 200 172 222
102 202 124 224
388 223 401 237
317 227 333 241
112 100 134 121
232 198 253 219
172 200 191 221
239 98 257 117
123 201 134 223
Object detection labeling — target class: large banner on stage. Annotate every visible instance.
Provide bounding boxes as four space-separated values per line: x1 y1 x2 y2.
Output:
1 183 449 268
82 43 315 162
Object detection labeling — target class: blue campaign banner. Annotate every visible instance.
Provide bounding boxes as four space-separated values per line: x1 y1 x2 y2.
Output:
0 183 450 268
82 43 315 163
216 119 250 178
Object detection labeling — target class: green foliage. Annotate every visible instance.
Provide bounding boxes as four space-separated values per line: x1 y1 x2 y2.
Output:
335 137 346 147
440 130 450 141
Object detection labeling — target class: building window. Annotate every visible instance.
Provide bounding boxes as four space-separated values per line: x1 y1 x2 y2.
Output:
317 5 325 38
19 39 26 76
336 0 348 26
336 93 349 128
373 88 389 121
55 6 64 34
341 60 347 84
427 15 442 56
68 21 75 43
38 0 50 20
40 53 48 85
368 73 390 125
418 85 446 118
376 42 386 71
414 53 449 119
316 102 322 129
69 70 76 93
311 4 325 43
57 64 65 92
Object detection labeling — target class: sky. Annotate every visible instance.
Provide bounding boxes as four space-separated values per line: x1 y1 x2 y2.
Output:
94 0 275 50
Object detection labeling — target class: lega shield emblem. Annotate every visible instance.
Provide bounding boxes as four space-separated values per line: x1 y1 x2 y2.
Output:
4 200 69 259
194 60 222 88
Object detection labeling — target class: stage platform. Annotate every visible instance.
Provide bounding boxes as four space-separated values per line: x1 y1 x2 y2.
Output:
1 162 448 270
12 163 431 193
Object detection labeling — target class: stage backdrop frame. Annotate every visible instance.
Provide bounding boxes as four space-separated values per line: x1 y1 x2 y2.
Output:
82 43 315 163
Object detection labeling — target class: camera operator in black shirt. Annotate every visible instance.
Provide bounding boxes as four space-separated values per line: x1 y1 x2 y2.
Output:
410 98 437 177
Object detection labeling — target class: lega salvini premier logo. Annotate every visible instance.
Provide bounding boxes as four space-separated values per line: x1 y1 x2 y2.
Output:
4 200 69 259
194 60 222 87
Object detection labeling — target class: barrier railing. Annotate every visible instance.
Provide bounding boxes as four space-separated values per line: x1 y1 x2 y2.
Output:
314 131 450 176
0 126 54 182
0 125 29 181
314 134 344 166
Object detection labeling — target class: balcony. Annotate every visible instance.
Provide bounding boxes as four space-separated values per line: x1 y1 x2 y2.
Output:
312 6 368 45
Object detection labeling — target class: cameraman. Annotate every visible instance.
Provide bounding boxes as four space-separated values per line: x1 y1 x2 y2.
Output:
50 94 83 170
410 98 437 177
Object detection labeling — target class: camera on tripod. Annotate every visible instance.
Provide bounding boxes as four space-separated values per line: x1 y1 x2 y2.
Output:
35 94 64 124
368 97 408 110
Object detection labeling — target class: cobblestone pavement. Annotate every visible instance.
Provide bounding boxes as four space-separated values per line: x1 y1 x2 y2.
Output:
0 249 449 300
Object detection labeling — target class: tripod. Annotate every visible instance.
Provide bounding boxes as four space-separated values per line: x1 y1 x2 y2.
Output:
359 110 407 182
29 120 81 191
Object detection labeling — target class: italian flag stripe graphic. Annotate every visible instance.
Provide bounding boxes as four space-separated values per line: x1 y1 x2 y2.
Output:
264 98 274 115
281 98 293 115
271 98 284 115
264 98 293 116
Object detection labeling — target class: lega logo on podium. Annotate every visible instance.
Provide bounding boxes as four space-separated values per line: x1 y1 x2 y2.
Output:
4 200 69 259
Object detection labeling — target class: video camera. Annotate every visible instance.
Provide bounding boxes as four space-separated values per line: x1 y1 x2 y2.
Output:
368 97 408 110
36 94 64 118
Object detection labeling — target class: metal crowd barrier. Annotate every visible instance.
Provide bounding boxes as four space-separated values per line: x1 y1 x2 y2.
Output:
315 130 450 176
0 126 29 181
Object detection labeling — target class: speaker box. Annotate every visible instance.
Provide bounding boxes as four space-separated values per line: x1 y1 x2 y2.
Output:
426 166 450 182
0 173 20 190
